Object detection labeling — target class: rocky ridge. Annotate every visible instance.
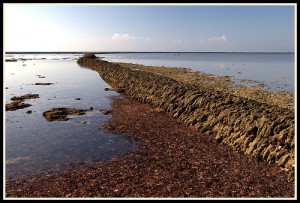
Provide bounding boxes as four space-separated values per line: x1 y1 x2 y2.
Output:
77 54 295 182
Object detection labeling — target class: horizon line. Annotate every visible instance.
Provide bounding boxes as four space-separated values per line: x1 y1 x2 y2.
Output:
5 51 295 54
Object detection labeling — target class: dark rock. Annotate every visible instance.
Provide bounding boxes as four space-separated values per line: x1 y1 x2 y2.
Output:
99 109 112 115
6 102 32 111
83 53 96 59
5 59 18 62
42 108 88 122
11 94 39 102
34 83 53 85
104 87 115 91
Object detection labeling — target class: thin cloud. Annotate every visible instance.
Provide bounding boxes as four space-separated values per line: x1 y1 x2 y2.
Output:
112 33 150 41
208 35 228 42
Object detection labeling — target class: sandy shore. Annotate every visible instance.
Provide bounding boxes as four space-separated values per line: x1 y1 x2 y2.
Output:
5 96 295 198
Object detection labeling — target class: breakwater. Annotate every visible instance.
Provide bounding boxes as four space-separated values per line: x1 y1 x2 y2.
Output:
77 54 295 181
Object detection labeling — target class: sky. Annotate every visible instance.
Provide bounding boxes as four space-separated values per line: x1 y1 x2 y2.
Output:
3 4 296 52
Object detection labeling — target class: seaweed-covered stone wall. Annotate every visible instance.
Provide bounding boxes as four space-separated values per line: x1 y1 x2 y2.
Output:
77 55 295 181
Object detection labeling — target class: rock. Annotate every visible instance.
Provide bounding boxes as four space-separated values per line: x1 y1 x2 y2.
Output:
34 83 54 85
6 93 39 111
83 53 96 59
11 94 39 102
42 108 88 122
104 87 115 91
81 120 93 124
99 109 112 115
6 102 32 111
5 59 18 62
116 88 125 93
75 98 81 100
26 110 32 114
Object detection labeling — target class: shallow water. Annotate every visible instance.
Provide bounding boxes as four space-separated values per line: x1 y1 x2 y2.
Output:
100 52 295 93
4 56 137 179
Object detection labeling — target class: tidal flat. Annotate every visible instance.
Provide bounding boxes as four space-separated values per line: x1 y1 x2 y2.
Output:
4 53 295 198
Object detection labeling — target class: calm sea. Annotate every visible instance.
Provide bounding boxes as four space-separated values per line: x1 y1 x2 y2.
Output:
99 52 295 93
4 52 295 179
4 54 137 179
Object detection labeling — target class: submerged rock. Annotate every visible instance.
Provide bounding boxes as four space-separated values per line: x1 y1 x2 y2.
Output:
6 93 39 111
104 87 115 91
11 94 39 102
6 101 32 111
99 109 112 115
42 108 88 122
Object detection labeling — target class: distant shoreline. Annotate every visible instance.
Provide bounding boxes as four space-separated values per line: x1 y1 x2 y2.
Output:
5 51 295 54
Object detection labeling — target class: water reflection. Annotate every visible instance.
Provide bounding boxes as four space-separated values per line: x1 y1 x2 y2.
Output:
5 56 138 179
101 52 295 93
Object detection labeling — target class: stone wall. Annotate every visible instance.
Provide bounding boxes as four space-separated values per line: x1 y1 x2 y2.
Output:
77 55 295 181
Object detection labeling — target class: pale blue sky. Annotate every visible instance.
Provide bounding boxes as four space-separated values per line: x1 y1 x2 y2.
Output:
4 4 295 52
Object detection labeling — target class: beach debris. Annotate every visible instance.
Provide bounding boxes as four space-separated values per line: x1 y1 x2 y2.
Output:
42 108 89 122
